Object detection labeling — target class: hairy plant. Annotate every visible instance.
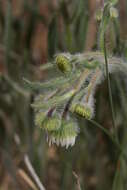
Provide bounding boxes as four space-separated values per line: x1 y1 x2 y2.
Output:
24 0 127 150
24 51 127 149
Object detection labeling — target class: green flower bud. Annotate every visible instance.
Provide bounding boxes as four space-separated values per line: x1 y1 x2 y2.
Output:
71 104 93 119
56 55 71 73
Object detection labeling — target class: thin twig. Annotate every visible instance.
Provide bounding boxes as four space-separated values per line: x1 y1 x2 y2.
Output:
24 155 46 190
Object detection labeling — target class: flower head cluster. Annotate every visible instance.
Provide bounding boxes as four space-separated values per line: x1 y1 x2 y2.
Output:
24 52 126 148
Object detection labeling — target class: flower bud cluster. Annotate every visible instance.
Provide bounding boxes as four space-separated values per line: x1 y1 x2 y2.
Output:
24 50 127 149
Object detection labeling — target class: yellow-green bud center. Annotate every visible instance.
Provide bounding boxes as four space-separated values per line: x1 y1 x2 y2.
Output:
56 55 71 73
73 104 92 119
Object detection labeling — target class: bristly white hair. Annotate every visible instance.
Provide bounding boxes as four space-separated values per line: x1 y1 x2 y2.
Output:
47 135 77 149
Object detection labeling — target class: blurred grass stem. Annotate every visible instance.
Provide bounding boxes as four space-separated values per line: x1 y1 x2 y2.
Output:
24 155 46 190
103 35 118 143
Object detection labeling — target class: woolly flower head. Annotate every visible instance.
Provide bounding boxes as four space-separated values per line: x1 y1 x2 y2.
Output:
47 120 79 149
35 111 46 127
35 112 61 131
43 116 61 131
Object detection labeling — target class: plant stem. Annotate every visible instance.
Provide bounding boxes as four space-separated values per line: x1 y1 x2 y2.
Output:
103 35 118 143
87 119 127 163
89 119 118 148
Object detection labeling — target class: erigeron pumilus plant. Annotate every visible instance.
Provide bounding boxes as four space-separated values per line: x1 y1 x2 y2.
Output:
24 0 126 149
24 52 127 148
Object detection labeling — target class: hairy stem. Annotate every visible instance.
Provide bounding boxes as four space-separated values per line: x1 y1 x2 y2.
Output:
85 68 101 102
74 69 90 93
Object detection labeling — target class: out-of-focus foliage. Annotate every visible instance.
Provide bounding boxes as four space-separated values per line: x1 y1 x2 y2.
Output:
0 0 127 190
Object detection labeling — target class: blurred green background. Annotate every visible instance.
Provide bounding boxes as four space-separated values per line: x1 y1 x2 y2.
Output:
0 0 127 189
